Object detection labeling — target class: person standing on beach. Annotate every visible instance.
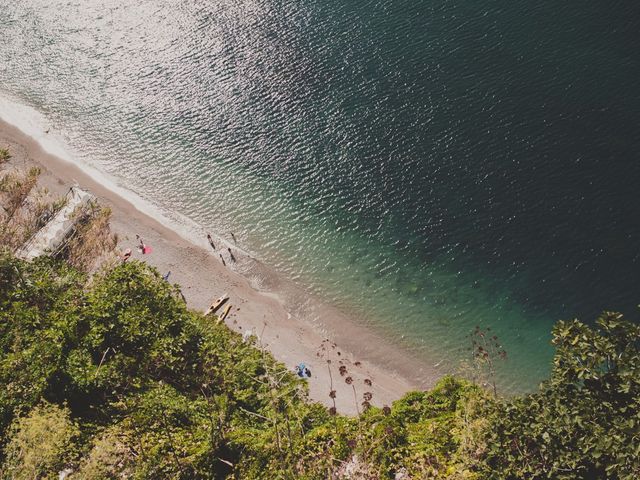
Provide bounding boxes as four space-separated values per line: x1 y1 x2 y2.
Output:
227 247 236 262
230 232 237 243
207 233 215 250
219 253 226 266
135 234 152 254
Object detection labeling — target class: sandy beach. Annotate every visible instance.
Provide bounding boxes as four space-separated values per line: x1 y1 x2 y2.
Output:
0 118 437 415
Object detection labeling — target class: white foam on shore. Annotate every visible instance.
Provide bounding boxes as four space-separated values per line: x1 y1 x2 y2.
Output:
0 92 231 253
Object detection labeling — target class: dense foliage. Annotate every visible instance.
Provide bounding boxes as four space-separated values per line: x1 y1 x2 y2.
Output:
480 314 640 479
0 251 638 479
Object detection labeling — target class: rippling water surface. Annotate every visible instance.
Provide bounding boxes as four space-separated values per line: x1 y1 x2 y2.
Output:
1 0 639 391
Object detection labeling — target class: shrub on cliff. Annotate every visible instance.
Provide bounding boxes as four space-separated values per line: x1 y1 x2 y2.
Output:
0 254 316 477
1 250 639 479
0 253 85 440
1 402 80 480
0 148 10 164
478 313 640 479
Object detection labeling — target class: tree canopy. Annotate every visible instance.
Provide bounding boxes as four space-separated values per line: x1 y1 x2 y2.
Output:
0 251 638 479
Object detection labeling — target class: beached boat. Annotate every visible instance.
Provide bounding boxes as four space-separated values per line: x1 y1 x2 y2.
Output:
219 304 232 322
204 293 228 315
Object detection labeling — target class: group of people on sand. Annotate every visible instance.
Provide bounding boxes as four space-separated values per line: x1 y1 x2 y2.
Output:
120 231 237 273
207 233 236 266
122 232 236 265
120 234 152 262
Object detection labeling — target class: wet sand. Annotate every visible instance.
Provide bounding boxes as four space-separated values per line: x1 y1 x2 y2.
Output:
0 118 438 415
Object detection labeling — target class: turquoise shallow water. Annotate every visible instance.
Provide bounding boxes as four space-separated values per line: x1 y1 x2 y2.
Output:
1 0 639 392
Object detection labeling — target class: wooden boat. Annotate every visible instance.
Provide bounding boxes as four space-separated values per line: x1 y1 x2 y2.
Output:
205 293 228 315
218 304 232 322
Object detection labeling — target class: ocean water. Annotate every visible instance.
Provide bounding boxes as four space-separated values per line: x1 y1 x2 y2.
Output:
1 0 639 392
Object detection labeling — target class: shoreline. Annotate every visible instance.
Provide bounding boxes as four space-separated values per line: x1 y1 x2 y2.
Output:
0 117 438 414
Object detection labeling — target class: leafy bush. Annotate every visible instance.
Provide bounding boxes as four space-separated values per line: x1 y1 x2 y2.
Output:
1 402 79 480
0 148 10 164
0 250 638 479
479 313 640 479
70 425 134 480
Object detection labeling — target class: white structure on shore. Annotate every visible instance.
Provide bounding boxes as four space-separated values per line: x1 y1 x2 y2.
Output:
16 186 94 261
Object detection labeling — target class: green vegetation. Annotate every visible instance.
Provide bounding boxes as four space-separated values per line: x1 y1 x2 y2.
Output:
481 315 640 479
1 252 638 479
0 156 115 272
3 403 79 480
0 148 10 164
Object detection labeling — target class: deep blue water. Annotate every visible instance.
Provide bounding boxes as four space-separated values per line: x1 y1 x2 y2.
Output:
1 0 639 390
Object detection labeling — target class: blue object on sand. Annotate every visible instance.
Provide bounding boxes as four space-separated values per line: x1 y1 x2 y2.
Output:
296 363 307 378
